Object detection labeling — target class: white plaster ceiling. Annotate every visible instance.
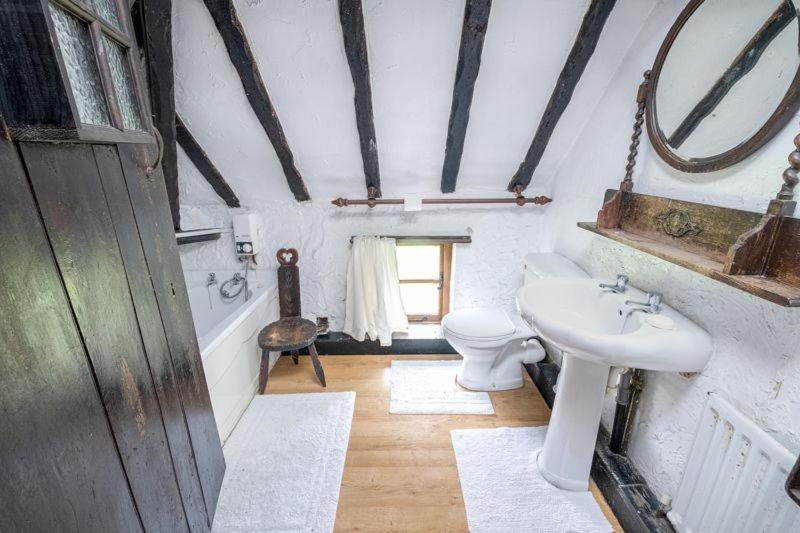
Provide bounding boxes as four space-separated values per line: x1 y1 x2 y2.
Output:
173 0 644 203
234 0 364 197
457 0 590 193
363 0 464 197
174 0 291 204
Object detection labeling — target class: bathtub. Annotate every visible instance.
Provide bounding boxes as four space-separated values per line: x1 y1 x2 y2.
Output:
185 271 278 442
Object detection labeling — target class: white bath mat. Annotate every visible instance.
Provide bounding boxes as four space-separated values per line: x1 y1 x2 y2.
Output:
212 392 355 532
389 360 494 415
451 426 613 533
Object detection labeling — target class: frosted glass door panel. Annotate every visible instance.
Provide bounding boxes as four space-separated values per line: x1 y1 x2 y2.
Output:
49 3 111 126
94 0 121 29
104 37 143 131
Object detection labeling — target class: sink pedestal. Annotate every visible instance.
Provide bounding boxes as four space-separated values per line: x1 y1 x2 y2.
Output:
538 353 609 491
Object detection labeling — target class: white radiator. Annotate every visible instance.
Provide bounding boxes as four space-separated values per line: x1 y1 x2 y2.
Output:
668 393 800 533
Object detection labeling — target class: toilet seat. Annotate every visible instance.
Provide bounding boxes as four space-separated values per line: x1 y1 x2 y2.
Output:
442 308 517 342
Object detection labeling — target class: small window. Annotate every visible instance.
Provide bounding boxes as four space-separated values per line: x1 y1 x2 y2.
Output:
396 243 452 323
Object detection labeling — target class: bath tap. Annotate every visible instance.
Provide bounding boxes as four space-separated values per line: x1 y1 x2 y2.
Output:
599 274 628 293
207 272 217 287
625 292 662 314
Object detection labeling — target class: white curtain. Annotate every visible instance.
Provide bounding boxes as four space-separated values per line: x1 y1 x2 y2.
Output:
343 236 408 346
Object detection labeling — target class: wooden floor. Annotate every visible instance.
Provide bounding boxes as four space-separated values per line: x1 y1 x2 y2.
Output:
266 355 621 532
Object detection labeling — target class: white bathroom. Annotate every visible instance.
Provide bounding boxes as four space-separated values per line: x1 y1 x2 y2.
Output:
2 0 800 532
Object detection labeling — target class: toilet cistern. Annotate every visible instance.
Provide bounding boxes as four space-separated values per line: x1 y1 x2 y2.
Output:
516 278 712 492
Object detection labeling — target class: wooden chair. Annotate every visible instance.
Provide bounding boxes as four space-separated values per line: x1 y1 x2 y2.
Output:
258 248 326 392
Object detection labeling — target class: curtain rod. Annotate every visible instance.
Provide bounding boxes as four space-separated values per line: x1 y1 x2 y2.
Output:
349 235 472 244
333 186 552 208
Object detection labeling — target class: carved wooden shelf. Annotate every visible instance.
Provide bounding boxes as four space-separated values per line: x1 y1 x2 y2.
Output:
579 190 800 307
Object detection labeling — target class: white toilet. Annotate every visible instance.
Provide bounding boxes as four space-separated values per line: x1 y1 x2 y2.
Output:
442 253 589 391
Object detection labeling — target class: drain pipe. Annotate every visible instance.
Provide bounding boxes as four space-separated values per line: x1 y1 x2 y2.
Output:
609 368 644 454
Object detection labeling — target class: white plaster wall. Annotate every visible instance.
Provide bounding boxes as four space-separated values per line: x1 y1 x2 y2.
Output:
546 0 800 501
179 180 551 332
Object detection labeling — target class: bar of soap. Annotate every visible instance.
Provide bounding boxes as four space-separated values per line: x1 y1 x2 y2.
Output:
645 314 674 330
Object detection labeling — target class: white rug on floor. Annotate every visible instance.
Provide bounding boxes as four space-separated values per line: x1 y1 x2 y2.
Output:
451 426 613 533
389 360 494 415
212 392 355 532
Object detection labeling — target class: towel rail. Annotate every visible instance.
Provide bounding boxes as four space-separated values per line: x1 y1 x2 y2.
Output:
349 236 471 245
333 186 552 208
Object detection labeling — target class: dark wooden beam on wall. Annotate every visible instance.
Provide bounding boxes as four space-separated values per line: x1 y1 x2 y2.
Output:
202 0 310 202
135 0 180 230
339 0 381 197
175 115 241 208
667 2 796 149
507 0 616 192
440 0 492 194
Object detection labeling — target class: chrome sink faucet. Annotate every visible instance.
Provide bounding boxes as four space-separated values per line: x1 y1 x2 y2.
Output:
625 292 662 314
600 274 629 293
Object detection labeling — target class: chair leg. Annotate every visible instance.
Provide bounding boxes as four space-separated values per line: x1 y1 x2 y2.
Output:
291 351 299 365
258 349 270 394
308 343 326 387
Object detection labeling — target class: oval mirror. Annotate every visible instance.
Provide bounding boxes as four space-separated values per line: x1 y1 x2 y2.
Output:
647 0 800 172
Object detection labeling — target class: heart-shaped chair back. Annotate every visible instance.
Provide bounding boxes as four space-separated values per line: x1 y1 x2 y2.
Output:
277 248 301 318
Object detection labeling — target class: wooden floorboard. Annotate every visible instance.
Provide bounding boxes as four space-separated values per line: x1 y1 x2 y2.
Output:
265 354 622 532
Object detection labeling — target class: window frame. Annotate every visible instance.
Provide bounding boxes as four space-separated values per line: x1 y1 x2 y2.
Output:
41 0 153 144
397 242 453 324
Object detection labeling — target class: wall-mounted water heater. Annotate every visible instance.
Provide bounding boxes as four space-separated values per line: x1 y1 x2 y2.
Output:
233 213 261 257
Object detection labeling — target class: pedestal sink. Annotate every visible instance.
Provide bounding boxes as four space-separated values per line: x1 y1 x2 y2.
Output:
516 278 712 491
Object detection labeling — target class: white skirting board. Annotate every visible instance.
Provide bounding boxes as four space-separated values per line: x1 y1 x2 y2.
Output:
390 360 494 415
451 426 612 533
668 393 800 533
212 392 355 532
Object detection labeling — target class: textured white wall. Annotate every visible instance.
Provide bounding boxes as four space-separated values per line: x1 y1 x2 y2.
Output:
547 0 800 501
178 171 551 331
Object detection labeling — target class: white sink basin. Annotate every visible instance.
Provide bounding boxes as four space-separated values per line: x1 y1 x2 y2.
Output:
515 277 712 493
516 278 712 372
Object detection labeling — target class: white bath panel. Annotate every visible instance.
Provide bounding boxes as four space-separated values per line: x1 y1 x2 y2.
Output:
668 393 800 533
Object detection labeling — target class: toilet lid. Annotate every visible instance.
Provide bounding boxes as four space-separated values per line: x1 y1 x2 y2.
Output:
442 308 516 341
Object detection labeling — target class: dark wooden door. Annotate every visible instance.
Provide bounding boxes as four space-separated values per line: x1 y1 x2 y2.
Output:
22 142 191 532
0 140 143 532
3 141 226 531
0 1 224 529
116 144 226 519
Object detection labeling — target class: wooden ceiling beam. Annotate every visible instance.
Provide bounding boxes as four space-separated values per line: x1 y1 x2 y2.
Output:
175 115 240 208
202 0 310 202
441 0 492 194
339 0 381 197
136 0 179 229
507 0 616 192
